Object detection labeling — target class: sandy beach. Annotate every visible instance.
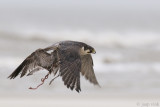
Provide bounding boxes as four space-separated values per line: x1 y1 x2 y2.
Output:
1 94 160 107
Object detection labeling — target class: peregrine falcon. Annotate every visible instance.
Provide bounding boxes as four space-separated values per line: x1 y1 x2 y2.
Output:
8 41 100 92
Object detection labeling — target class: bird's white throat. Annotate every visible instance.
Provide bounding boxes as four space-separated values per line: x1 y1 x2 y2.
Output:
80 47 90 55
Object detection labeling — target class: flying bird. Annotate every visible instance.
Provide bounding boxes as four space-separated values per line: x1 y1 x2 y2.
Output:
8 41 100 92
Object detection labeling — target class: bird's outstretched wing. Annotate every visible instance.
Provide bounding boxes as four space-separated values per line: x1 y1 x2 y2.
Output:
8 49 53 79
57 46 81 92
81 54 100 86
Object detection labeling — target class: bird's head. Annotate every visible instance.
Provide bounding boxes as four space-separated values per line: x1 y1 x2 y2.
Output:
81 45 96 55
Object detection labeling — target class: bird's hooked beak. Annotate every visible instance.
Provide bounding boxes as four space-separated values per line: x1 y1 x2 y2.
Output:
92 49 96 54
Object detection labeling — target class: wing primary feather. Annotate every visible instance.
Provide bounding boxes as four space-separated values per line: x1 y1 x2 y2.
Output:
75 77 81 92
8 60 26 79
64 70 72 86
62 68 71 81
70 76 76 90
20 65 29 78
67 74 74 88
60 65 69 76
81 54 100 86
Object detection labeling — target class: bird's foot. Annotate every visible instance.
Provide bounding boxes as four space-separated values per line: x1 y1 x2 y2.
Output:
29 73 49 90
